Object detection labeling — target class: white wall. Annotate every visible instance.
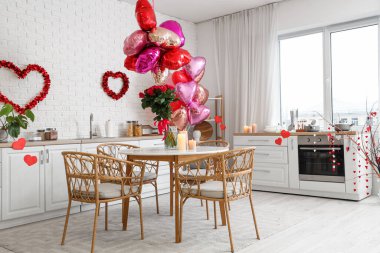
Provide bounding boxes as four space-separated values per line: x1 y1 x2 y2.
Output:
0 0 196 139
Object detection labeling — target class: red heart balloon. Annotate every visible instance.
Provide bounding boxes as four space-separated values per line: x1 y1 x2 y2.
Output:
280 130 290 138
124 55 138 71
12 138 26 150
161 49 191 70
101 71 129 100
0 60 51 114
172 69 192 84
24 155 37 166
170 100 185 112
275 138 282 145
135 0 156 31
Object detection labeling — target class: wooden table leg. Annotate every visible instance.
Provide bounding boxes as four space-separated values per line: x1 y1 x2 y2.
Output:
170 161 174 216
219 200 226 226
174 160 180 243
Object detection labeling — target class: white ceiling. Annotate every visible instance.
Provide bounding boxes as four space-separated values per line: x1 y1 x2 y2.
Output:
121 0 283 23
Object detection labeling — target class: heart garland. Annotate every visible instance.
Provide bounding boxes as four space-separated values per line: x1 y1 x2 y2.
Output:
0 60 51 114
101 71 130 100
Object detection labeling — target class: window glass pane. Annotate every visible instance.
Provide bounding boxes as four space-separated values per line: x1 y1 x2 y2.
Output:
280 33 324 127
331 25 379 126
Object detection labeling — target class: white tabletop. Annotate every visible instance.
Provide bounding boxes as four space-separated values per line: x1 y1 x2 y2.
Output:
119 146 229 156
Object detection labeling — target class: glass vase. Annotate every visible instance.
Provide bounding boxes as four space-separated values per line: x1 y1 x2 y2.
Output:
164 126 177 149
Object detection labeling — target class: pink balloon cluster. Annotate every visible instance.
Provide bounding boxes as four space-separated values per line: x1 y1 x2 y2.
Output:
124 0 210 129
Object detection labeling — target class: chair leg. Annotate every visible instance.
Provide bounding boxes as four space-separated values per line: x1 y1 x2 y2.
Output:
91 202 100 253
153 181 160 214
61 199 72 245
200 199 203 207
225 201 234 253
123 198 130 231
228 200 231 211
213 201 217 229
98 203 101 216
137 197 144 240
249 194 260 240
206 200 209 220
180 196 184 242
105 202 108 231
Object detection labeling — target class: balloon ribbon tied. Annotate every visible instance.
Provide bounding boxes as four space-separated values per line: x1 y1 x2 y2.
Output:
155 119 170 136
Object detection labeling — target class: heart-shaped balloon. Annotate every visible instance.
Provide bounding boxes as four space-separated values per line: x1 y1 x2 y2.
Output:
187 103 211 125
194 69 205 83
151 65 169 84
161 48 191 70
123 30 148 56
160 20 185 47
171 108 188 130
135 0 156 31
184 56 206 80
193 84 209 105
136 47 161 74
124 55 138 71
172 69 192 84
148 27 181 49
176 81 197 105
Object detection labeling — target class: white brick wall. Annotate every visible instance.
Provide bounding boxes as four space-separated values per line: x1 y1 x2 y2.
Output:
0 0 197 139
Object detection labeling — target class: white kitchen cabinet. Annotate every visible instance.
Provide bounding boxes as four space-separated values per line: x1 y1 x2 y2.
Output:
45 144 81 211
2 147 45 220
253 163 289 188
288 136 300 189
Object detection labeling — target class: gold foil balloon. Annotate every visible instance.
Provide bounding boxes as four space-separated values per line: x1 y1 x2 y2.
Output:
171 108 188 130
193 84 209 105
151 66 169 84
149 27 181 49
194 69 205 83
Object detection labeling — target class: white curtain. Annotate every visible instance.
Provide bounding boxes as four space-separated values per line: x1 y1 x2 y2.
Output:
213 4 278 142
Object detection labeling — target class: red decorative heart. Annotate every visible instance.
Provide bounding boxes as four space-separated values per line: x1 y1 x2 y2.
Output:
346 147 350 152
12 138 26 150
220 124 226 131
275 137 282 145
280 130 290 139
0 60 50 114
101 71 129 100
24 155 37 166
214 115 222 124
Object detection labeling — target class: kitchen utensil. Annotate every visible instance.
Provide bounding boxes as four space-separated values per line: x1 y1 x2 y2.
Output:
194 121 213 141
105 120 114 137
288 109 298 131
334 123 354 132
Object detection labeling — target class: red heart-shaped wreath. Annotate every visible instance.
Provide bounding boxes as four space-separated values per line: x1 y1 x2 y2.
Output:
101 71 129 100
0 60 51 114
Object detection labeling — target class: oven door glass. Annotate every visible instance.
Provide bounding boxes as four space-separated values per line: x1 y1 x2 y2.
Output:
298 145 345 182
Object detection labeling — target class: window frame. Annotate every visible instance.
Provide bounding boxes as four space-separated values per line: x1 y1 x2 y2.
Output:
278 16 380 128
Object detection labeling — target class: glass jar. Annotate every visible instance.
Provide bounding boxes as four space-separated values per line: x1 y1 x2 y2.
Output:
126 121 134 137
45 128 58 140
134 124 142 137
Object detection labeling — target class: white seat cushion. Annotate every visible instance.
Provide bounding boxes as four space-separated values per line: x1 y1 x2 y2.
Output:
179 168 207 177
75 183 138 199
134 171 157 181
182 181 245 199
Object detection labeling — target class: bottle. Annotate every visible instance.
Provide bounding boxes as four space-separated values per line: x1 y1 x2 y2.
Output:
105 120 114 138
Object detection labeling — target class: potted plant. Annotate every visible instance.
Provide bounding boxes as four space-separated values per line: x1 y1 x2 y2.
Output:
0 104 35 141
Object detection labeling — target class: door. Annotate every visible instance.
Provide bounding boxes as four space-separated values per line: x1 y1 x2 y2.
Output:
45 144 81 211
2 146 44 220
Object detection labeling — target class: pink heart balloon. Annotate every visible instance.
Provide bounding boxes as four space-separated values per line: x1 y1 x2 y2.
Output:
183 56 206 81
160 20 185 47
193 84 209 105
136 47 161 74
171 108 188 130
176 81 197 105
187 103 210 125
123 30 148 56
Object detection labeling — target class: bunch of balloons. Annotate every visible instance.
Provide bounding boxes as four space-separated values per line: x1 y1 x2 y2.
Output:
123 0 210 131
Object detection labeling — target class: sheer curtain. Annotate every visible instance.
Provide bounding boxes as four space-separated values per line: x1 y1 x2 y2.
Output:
213 4 278 142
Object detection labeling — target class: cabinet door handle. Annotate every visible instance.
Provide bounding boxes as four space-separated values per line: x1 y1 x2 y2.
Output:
46 149 49 163
256 153 270 156
291 139 294 150
40 150 44 165
255 169 271 173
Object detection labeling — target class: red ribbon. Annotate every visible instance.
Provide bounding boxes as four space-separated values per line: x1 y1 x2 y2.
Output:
154 119 170 135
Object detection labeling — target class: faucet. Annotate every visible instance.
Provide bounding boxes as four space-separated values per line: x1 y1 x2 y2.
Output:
90 113 93 139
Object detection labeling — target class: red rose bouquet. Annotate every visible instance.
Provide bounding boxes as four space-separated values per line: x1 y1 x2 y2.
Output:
139 84 176 134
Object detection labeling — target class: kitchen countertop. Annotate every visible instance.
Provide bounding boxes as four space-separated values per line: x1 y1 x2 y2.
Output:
234 131 357 136
0 135 163 148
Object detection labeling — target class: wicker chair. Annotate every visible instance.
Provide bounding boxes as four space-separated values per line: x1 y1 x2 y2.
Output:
61 152 145 253
175 147 260 252
197 140 229 225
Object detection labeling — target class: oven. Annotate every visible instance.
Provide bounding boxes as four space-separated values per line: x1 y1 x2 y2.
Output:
298 136 345 183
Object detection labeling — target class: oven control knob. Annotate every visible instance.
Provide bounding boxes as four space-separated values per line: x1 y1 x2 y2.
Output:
317 138 322 142
307 138 311 142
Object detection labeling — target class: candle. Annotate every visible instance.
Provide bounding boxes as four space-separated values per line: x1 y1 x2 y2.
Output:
243 126 252 133
188 139 196 151
252 123 257 133
177 132 187 150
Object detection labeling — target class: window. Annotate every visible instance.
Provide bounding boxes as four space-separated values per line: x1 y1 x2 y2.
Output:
279 18 379 128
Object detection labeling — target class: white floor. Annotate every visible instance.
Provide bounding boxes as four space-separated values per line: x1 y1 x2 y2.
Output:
0 191 379 253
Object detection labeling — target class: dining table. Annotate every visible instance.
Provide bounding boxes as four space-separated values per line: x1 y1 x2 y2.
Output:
120 146 229 243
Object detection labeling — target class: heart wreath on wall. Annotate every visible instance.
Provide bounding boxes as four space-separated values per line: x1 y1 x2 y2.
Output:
0 60 51 114
101 71 130 100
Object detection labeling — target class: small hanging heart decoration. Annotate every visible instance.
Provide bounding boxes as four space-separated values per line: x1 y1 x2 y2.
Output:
101 71 129 100
24 155 37 166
